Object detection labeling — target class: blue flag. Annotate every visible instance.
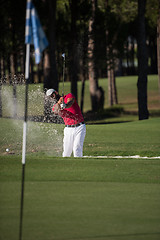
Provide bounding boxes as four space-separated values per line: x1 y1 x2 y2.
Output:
25 0 49 64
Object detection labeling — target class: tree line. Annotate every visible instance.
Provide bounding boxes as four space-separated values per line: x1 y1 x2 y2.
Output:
0 0 159 120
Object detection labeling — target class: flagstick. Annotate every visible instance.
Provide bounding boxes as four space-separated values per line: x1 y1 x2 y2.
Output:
19 43 30 240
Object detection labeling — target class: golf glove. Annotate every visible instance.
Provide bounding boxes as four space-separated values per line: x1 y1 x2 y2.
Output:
60 103 67 109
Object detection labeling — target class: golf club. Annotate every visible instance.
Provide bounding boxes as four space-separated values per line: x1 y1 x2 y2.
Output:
62 53 65 97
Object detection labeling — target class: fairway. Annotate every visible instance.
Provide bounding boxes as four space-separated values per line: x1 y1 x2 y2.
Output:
0 157 160 240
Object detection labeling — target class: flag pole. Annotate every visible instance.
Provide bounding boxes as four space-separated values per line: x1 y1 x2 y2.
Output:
19 0 48 238
19 43 30 240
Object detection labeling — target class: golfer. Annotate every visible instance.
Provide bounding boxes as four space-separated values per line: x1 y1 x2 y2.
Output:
46 89 86 157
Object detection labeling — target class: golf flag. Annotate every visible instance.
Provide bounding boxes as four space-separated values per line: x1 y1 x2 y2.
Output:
25 0 48 64
62 53 65 59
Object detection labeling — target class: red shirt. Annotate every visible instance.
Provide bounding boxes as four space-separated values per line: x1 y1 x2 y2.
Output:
52 93 84 125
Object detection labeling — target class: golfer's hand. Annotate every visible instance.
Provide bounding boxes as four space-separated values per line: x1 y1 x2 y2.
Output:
58 97 64 105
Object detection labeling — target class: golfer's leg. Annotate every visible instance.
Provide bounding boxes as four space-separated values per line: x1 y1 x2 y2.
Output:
73 124 86 157
63 127 74 157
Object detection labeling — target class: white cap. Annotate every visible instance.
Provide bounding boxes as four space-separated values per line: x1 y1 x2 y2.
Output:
46 89 56 97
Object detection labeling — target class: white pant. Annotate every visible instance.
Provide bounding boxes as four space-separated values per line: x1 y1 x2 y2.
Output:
63 124 86 157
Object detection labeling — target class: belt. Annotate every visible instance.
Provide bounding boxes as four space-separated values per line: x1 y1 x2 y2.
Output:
65 122 85 128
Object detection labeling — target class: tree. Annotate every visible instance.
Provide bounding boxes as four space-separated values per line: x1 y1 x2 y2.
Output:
145 0 158 74
157 1 160 94
0 80 2 117
0 0 25 77
88 0 104 111
137 0 149 120
105 0 118 106
0 0 158 117
41 0 59 122
44 0 58 91
105 0 137 106
69 0 79 100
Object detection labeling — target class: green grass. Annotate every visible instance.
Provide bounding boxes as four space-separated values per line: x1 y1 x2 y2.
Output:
84 118 160 157
0 157 160 240
0 117 160 157
0 75 160 240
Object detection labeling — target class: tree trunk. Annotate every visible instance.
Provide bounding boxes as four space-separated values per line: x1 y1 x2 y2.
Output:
80 77 85 114
131 37 135 74
111 68 118 104
107 62 113 106
137 0 149 120
69 0 78 100
0 82 2 117
10 54 17 117
0 55 2 117
88 0 104 111
105 0 118 107
107 54 118 106
80 46 86 113
43 51 50 89
2 57 5 79
157 1 160 94
10 54 15 77
37 63 42 83
44 0 58 90
80 31 87 113
13 84 17 118
43 51 52 120
20 53 25 74
148 37 157 74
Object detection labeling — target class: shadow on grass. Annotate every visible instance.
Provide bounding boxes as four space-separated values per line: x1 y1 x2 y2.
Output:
84 107 160 125
84 106 133 124
86 121 131 125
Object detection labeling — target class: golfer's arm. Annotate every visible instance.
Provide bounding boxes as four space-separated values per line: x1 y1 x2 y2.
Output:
52 103 60 114
65 98 75 109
